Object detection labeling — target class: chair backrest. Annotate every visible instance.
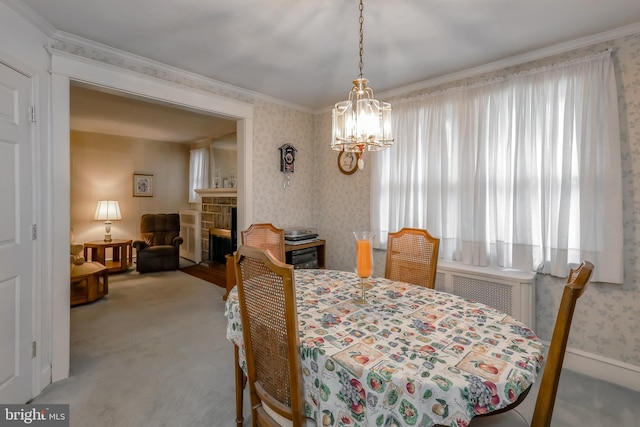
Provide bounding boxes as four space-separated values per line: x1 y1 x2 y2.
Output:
384 227 440 289
241 223 286 263
467 261 594 427
234 245 305 426
529 261 594 427
140 213 180 246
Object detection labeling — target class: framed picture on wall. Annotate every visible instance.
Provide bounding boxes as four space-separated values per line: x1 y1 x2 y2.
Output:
133 173 154 197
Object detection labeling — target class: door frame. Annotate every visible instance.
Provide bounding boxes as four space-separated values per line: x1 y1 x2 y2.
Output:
49 49 254 381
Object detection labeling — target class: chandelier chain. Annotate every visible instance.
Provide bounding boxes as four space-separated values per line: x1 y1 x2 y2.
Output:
358 0 364 79
331 0 393 157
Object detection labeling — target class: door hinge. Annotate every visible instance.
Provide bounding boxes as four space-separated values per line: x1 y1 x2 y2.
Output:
32 224 37 240
32 341 36 358
30 106 36 123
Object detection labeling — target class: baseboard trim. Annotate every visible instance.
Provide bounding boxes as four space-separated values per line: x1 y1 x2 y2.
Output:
548 343 640 392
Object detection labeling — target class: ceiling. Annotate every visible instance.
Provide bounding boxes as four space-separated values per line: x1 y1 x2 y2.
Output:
13 0 640 142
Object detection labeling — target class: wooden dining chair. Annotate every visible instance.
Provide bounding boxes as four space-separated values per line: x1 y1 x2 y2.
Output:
231 223 286 425
226 223 285 300
241 223 286 262
468 261 594 427
234 244 312 427
384 227 440 289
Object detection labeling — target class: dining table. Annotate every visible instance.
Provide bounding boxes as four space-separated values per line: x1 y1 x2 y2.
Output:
225 269 543 427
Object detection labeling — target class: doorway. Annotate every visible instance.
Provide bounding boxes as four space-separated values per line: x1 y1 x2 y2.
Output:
68 84 237 252
50 51 254 382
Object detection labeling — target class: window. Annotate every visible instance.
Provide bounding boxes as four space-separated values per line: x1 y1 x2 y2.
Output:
372 51 622 283
189 147 209 202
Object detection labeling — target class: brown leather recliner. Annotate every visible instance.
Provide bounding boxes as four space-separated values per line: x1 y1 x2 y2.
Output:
133 213 183 273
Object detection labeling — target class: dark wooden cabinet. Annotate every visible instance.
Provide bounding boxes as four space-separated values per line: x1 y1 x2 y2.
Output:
223 240 326 300
285 239 326 269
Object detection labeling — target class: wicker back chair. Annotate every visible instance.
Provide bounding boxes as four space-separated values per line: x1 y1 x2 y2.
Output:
234 245 307 427
241 223 286 263
469 261 594 427
384 227 440 289
230 224 286 425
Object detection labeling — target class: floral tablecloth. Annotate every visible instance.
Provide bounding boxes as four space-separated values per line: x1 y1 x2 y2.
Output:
225 269 543 427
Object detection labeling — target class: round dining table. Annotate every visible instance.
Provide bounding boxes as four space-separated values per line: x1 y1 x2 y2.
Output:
226 269 543 427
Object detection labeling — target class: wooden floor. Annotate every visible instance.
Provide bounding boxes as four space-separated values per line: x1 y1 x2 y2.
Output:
179 261 226 288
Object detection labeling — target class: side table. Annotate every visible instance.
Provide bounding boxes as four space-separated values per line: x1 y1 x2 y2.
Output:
84 239 133 273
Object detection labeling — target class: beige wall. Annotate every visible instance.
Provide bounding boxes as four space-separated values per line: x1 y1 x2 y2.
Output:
211 147 237 187
211 132 238 184
70 131 191 246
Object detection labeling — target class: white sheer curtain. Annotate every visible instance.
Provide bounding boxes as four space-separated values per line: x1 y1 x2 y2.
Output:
372 51 623 283
189 147 209 203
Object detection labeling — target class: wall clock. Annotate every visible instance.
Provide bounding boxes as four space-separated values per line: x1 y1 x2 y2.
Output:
338 151 360 175
279 143 297 173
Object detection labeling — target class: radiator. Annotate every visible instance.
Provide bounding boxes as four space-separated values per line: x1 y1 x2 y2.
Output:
179 209 201 263
434 260 536 329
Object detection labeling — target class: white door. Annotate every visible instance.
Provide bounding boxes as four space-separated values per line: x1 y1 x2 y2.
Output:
0 62 34 403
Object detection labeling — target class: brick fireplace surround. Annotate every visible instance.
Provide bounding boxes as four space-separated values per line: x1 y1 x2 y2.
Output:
196 189 237 262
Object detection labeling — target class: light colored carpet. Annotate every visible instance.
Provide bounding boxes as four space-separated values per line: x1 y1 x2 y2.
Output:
32 268 248 427
32 267 640 426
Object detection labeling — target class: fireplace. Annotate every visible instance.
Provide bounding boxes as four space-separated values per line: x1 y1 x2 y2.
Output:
208 207 237 264
195 189 237 262
209 229 231 264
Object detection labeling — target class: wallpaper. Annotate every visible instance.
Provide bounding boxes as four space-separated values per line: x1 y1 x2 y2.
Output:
314 32 640 368
53 30 640 369
249 103 316 229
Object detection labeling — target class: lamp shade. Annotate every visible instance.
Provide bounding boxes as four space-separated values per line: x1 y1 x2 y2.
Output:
94 200 122 221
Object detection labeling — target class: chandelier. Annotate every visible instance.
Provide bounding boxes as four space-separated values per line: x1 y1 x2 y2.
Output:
331 0 393 169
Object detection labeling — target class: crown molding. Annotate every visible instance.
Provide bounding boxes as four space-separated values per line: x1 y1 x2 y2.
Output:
375 22 640 103
7 0 639 116
51 30 314 114
48 47 256 121
3 0 313 114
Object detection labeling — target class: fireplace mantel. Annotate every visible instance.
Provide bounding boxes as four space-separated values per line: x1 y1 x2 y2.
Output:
195 188 237 198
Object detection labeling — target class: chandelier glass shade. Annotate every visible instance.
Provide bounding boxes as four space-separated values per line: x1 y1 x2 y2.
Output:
331 78 393 152
331 0 393 157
